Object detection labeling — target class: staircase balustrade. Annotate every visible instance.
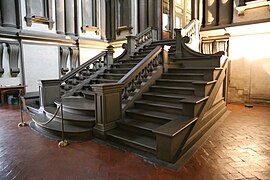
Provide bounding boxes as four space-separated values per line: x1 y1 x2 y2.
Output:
118 46 163 109
125 27 158 57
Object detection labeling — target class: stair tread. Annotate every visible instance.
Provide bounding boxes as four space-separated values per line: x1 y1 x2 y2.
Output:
32 113 92 133
143 92 193 99
45 106 95 122
126 108 190 121
81 90 94 95
101 73 125 76
157 79 194 83
107 129 156 151
170 67 222 70
163 73 204 76
135 99 183 109
119 118 162 131
151 85 194 90
93 79 118 82
56 97 95 110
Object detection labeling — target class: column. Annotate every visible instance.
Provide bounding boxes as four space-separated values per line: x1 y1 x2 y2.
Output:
218 0 233 25
139 0 148 32
56 0 65 34
65 0 75 35
0 0 17 28
205 0 217 27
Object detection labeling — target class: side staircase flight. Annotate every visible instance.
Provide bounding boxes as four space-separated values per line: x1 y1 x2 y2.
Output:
26 21 228 166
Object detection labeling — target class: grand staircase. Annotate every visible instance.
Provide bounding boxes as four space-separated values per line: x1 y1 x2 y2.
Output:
28 22 228 166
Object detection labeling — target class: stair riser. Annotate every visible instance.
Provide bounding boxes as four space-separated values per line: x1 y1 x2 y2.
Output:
83 94 94 100
194 83 215 97
168 69 221 81
34 123 92 141
156 81 194 87
162 74 204 80
125 112 169 124
63 107 95 116
170 60 220 68
149 87 194 95
117 123 155 138
107 135 156 154
95 80 118 84
99 75 123 80
119 59 142 63
107 69 131 74
135 103 183 115
45 114 94 127
142 94 184 103
112 64 136 68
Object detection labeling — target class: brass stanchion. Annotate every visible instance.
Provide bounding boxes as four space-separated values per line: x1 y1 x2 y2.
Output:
18 92 27 127
58 103 68 147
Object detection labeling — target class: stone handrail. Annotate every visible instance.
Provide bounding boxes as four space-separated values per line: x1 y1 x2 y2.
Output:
118 45 163 104
135 27 157 51
60 46 115 94
61 51 106 82
182 19 200 37
125 27 158 57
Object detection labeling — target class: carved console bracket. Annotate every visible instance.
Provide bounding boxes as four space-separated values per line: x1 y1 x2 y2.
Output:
69 47 79 71
236 0 270 16
7 43 20 77
0 44 4 77
60 46 69 75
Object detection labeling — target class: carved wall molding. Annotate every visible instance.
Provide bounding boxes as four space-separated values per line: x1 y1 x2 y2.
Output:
69 47 79 71
0 44 4 77
60 46 70 75
6 43 20 77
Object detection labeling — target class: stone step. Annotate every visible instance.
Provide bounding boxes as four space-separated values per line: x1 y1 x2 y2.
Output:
98 73 125 80
81 90 94 100
93 78 118 83
111 63 137 68
156 79 194 87
142 92 192 103
162 73 204 80
149 86 195 95
169 58 221 68
116 118 162 138
107 68 131 74
125 108 190 124
44 106 95 127
55 97 95 116
134 100 183 115
107 129 156 154
31 113 93 141
117 58 142 64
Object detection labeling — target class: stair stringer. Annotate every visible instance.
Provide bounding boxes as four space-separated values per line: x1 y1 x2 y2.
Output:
154 56 228 163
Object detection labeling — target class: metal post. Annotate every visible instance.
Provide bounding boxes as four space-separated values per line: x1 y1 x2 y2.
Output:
18 91 27 127
58 103 69 147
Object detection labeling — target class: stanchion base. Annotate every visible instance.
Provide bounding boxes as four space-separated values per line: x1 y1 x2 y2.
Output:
58 140 69 148
18 122 27 127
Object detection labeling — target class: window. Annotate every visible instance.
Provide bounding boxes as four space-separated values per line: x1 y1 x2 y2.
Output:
82 0 99 33
25 0 54 29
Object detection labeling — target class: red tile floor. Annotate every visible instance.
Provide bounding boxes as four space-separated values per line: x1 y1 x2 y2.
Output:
0 103 270 179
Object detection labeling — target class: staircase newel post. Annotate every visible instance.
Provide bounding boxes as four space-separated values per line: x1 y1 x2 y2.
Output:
174 28 183 58
126 35 136 56
163 45 170 73
92 83 123 139
38 79 61 111
106 45 115 69
152 28 158 41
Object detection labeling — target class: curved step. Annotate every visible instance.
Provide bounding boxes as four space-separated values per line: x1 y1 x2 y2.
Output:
45 106 95 127
55 97 95 116
31 113 93 141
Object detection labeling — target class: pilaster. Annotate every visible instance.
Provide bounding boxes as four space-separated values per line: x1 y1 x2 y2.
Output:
0 0 17 28
65 0 75 35
56 0 65 34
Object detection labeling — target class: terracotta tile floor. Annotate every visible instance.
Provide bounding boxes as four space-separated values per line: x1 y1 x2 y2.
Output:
0 103 270 179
